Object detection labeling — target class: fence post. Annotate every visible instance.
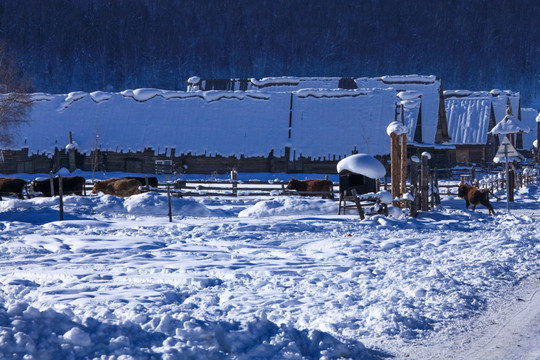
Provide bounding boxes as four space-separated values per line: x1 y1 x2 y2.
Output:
433 168 441 205
49 171 55 197
231 169 238 196
420 153 430 211
509 169 515 202
167 184 172 222
59 175 64 221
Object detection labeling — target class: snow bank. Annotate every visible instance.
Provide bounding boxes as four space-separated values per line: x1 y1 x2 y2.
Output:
0 301 370 359
238 197 337 217
123 192 213 217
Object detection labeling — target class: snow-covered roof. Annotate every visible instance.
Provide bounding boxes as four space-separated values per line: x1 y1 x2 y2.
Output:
521 108 539 149
490 114 531 135
445 97 492 145
187 76 347 92
355 75 442 145
444 89 520 124
336 153 386 179
290 88 397 158
12 88 399 159
444 90 523 145
18 90 291 157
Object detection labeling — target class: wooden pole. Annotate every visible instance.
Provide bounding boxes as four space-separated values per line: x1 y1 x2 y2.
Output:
434 168 441 205
409 161 419 217
400 133 407 197
167 185 172 222
49 171 55 197
59 175 64 221
390 133 400 199
421 154 429 211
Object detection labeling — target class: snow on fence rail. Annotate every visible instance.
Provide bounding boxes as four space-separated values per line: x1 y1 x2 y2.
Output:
77 168 537 199
83 180 336 198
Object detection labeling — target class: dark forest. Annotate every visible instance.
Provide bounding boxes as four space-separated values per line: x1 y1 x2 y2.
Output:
0 0 538 106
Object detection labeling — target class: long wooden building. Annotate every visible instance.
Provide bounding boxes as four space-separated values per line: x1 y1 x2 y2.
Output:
0 76 532 175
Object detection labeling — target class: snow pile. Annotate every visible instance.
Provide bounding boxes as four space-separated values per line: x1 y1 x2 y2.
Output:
356 190 393 204
238 197 337 217
124 192 214 217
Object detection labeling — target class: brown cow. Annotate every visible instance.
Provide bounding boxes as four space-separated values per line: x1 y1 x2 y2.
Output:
457 184 495 215
286 178 334 199
92 178 142 197
0 178 26 200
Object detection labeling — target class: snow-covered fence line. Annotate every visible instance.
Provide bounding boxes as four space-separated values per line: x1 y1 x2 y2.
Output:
83 179 339 198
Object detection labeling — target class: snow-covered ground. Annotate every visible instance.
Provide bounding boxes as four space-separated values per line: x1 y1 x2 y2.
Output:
0 171 539 359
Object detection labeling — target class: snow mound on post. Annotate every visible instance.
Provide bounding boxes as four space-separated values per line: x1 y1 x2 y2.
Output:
336 154 386 179
386 121 407 136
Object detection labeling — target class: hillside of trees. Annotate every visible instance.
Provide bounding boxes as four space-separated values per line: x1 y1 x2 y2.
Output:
0 0 538 107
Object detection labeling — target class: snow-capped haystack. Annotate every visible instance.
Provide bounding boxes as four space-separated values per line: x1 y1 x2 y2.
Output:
336 153 386 179
490 114 531 134
386 121 407 136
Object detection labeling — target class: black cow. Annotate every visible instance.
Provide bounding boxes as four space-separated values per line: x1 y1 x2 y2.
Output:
123 176 158 188
30 176 86 197
0 178 27 200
